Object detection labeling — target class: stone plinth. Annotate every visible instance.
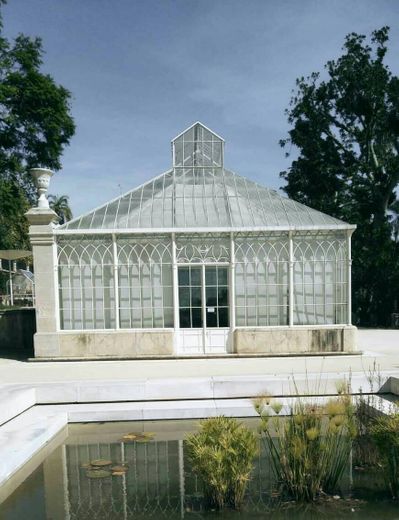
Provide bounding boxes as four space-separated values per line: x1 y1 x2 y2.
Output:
234 326 357 354
25 208 59 355
34 330 174 358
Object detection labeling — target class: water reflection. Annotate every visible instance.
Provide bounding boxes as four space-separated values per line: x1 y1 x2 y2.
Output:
59 420 346 519
0 420 397 520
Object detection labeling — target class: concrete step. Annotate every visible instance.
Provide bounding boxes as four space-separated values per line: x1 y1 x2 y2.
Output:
0 407 67 486
10 370 391 405
39 395 339 423
0 387 35 426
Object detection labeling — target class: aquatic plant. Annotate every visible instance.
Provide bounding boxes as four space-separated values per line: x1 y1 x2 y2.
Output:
353 364 392 470
255 395 356 502
81 459 129 478
86 469 112 479
121 431 155 443
90 459 112 467
370 412 399 498
186 416 258 510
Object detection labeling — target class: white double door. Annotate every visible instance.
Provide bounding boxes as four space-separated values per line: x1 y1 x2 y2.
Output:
177 265 230 355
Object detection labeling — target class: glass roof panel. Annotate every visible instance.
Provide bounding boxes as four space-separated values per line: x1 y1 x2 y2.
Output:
60 123 352 232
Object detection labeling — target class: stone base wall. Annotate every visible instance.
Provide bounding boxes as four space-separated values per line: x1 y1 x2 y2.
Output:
34 326 356 358
234 326 357 355
34 330 174 358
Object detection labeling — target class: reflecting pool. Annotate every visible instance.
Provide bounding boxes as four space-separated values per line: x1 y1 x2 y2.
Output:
0 419 397 519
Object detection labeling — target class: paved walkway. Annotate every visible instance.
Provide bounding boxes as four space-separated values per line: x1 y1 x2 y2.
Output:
0 329 397 385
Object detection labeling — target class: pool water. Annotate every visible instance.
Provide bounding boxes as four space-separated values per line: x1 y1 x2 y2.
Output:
0 419 397 519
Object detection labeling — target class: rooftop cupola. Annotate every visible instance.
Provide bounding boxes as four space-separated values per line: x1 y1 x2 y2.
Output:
172 122 224 168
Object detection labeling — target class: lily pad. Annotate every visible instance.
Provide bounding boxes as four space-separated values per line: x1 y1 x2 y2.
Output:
121 433 138 442
121 431 156 443
111 465 128 472
86 469 112 479
90 459 112 467
135 434 155 442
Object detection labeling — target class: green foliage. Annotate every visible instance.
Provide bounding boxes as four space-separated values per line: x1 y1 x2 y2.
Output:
0 178 29 249
255 396 356 502
0 33 75 193
0 2 74 247
186 416 258 510
370 413 399 498
280 27 399 326
48 194 72 224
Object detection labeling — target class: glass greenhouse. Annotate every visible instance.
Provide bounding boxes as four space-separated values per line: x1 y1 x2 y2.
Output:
27 122 356 358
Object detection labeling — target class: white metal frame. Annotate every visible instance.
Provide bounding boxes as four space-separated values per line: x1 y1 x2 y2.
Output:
55 231 353 335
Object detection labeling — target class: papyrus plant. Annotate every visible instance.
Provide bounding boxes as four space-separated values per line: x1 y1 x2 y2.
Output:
186 416 258 510
370 412 399 498
254 395 356 502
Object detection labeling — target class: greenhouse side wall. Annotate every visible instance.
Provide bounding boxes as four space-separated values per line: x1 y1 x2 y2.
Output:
29 225 357 358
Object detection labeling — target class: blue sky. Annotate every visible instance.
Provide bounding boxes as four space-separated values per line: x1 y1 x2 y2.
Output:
3 0 399 215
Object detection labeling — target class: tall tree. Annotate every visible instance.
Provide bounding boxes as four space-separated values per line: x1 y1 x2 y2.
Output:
48 194 72 225
280 27 399 326
0 1 75 248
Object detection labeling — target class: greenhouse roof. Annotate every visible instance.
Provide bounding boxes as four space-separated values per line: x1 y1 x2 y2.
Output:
59 122 354 233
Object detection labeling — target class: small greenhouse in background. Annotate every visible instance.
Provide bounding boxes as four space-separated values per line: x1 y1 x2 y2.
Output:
5 270 35 306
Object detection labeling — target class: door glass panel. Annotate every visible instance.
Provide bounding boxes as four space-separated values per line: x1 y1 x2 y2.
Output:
179 266 229 329
191 268 201 286
191 287 201 306
178 268 189 286
218 307 229 327
179 308 191 328
218 268 228 285
206 307 217 327
192 308 202 327
205 267 217 285
178 267 202 328
206 286 217 306
218 287 228 306
179 287 190 307
205 266 229 328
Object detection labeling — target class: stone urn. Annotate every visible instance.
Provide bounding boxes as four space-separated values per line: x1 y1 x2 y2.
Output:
30 168 54 209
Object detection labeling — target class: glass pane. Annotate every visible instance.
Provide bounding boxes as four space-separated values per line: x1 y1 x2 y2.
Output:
206 307 217 327
190 267 201 286
217 267 228 285
236 306 245 326
218 307 229 327
218 287 228 306
206 286 217 306
191 287 202 307
179 308 191 328
178 268 189 286
205 267 217 285
192 308 202 328
179 287 190 307
246 306 257 326
164 307 174 327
